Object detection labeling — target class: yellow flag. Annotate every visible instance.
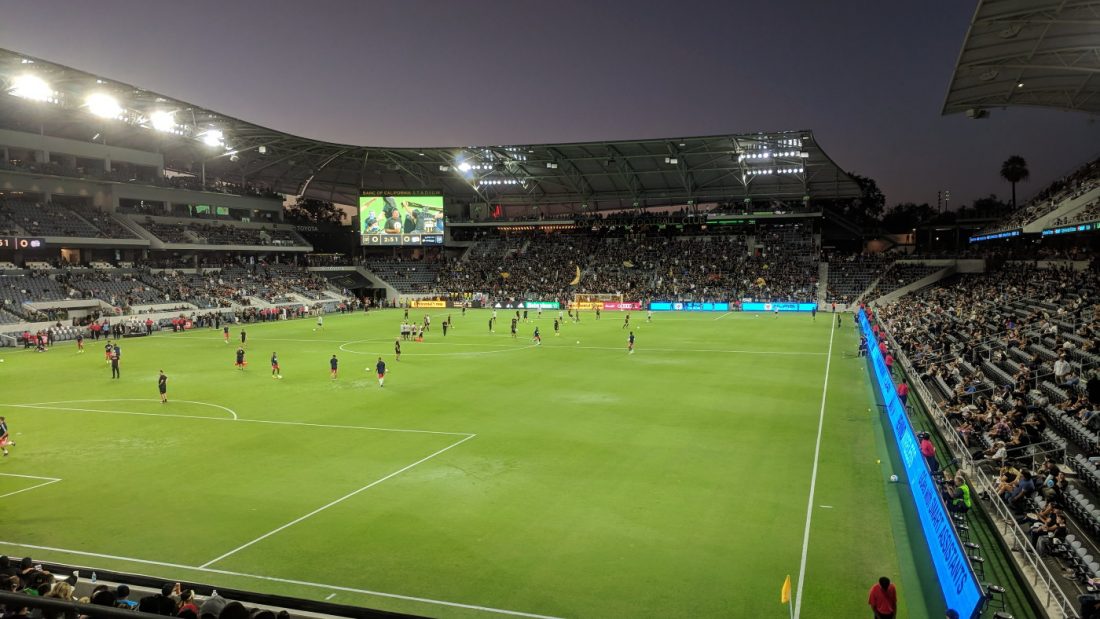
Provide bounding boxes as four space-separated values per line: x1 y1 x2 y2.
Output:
780 575 791 604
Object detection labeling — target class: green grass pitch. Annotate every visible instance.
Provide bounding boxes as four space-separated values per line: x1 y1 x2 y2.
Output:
0 309 903 618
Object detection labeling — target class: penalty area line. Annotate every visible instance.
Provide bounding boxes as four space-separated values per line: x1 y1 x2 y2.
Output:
0 540 562 619
198 433 478 569
0 475 62 499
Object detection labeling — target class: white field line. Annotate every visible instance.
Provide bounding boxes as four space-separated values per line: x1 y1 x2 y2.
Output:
0 401 471 437
0 540 563 619
0 473 62 499
793 317 836 619
199 433 477 568
10 398 238 420
713 312 732 320
0 472 60 481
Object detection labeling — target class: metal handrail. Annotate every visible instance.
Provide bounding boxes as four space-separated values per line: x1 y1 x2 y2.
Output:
883 325 1080 619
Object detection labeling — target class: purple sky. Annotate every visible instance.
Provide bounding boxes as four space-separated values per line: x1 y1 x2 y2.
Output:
2 0 1097 208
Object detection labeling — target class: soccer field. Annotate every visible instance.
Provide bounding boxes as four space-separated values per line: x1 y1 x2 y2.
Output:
0 309 902 618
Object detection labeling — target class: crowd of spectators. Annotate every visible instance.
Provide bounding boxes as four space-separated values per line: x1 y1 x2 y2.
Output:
873 264 1100 584
0 556 296 619
825 253 893 303
984 157 1100 233
427 223 820 302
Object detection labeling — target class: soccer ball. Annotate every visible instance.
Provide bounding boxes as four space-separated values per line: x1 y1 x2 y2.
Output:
889 474 899 482
576 341 580 344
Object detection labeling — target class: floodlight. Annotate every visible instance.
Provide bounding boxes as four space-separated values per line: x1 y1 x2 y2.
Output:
457 162 472 173
201 129 224 147
10 74 52 101
86 93 122 119
150 110 175 132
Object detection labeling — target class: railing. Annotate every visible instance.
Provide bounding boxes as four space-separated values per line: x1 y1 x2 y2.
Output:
884 324 1080 618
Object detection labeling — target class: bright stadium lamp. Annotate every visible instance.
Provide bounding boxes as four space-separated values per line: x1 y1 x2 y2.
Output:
10 74 52 101
86 93 122 119
457 161 472 173
150 110 175 132
201 129 224 147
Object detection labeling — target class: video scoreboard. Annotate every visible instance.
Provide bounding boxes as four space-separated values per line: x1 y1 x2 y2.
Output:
359 190 444 246
0 237 45 250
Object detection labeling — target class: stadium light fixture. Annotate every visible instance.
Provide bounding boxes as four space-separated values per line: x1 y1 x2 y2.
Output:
457 161 472 173
86 93 123 119
9 74 53 102
201 129 224 147
150 110 176 132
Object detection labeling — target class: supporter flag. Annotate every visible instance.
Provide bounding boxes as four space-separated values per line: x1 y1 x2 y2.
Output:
500 272 510 279
755 277 767 288
569 266 581 286
622 260 635 268
780 574 791 604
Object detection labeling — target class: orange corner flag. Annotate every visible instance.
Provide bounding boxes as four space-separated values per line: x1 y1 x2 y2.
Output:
780 575 791 604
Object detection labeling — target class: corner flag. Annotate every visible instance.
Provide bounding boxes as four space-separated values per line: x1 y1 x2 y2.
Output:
780 575 791 604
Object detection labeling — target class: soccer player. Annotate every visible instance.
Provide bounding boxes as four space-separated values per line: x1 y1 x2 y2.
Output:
404 308 409 320
442 320 449 337
510 318 518 338
76 332 84 353
110 347 121 379
522 309 528 322
235 346 246 370
553 318 560 336
394 338 401 361
0 416 13 456
424 314 431 332
628 331 635 354
330 354 339 379
492 309 497 321
316 315 324 331
537 307 543 320
596 307 601 320
223 325 230 344
623 314 630 329
811 305 817 321
489 317 494 333
158 370 168 403
240 329 247 346
271 352 282 379
104 341 113 364
567 308 573 321
461 305 466 317
376 357 387 387
647 309 653 322
533 326 541 346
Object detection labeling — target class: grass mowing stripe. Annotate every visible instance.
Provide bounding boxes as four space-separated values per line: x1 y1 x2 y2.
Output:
793 317 836 619
198 433 478 568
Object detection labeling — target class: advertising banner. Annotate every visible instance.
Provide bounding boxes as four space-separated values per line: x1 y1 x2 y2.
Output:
648 302 732 312
740 302 817 312
601 301 643 311
858 310 982 618
410 300 447 309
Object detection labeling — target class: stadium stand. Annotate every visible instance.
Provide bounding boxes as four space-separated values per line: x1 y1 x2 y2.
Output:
874 265 1100 592
982 157 1100 233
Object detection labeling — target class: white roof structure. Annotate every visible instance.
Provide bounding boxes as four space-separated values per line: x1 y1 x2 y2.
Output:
943 0 1100 116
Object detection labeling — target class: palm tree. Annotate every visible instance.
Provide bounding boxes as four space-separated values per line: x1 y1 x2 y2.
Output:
1000 155 1030 209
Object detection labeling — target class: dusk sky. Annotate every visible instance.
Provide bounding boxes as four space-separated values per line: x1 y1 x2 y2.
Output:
2 0 1096 208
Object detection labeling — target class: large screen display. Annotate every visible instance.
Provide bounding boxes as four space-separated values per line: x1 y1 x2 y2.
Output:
359 195 444 246
858 310 982 618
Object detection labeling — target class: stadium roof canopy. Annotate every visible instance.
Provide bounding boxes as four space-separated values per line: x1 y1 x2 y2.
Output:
0 47 861 208
943 0 1100 117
